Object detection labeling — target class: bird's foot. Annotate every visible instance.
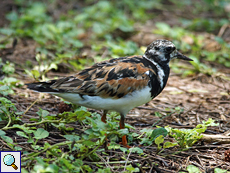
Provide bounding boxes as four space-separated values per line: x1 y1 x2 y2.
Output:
120 135 131 148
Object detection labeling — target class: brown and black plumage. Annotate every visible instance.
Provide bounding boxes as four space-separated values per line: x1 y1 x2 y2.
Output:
27 39 192 147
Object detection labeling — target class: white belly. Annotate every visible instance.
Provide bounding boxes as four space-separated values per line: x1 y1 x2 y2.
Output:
54 86 152 115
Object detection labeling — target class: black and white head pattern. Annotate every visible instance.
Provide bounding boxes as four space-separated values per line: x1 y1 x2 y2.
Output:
144 39 177 65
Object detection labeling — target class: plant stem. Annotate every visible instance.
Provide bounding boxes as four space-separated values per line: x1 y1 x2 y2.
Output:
1 119 66 131
1 110 12 130
80 136 106 160
152 111 176 127
22 140 84 161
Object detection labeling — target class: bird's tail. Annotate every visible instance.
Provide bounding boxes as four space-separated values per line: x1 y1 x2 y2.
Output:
26 80 61 93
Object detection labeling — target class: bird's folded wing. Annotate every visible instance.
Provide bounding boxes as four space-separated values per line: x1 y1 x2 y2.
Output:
50 56 157 98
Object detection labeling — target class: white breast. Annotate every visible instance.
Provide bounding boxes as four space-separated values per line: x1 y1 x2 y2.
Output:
54 86 152 115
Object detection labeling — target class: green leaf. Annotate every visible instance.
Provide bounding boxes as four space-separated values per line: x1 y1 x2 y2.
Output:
119 147 128 153
129 147 143 154
151 127 168 140
2 61 15 74
0 86 10 91
214 168 228 173
154 135 164 147
118 128 129 136
33 128 49 139
126 164 139 172
83 140 96 146
0 86 11 96
74 159 83 167
13 124 35 133
0 130 6 136
37 108 49 118
16 131 29 139
48 63 58 71
155 22 170 34
187 165 201 173
27 138 34 143
64 135 80 142
44 164 59 173
1 135 13 143
163 141 177 148
60 158 75 169
31 70 40 78
14 146 22 150
31 144 43 150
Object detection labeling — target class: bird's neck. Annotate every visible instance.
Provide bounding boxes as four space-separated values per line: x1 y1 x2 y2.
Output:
143 55 170 97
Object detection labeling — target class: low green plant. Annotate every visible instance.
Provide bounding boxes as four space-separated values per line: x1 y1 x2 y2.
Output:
74 1 134 37
0 58 22 95
179 165 202 173
185 55 217 76
0 97 23 149
214 168 230 173
179 165 229 173
139 127 177 153
0 77 21 95
0 59 15 75
24 53 60 81
165 118 219 148
0 98 138 172
0 97 22 127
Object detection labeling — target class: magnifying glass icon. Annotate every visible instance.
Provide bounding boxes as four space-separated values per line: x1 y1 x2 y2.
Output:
3 154 18 170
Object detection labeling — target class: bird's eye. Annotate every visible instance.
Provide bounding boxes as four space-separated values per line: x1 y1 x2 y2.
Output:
166 47 175 52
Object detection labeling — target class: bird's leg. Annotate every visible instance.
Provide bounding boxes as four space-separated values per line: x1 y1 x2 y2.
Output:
119 114 131 148
101 110 107 123
101 110 108 149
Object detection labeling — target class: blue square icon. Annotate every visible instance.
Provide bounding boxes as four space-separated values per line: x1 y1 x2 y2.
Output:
0 151 21 173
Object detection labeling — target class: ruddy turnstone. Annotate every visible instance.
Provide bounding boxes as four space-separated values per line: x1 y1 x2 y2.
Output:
27 39 192 147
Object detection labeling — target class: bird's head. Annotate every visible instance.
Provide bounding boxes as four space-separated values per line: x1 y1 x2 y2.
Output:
144 39 192 65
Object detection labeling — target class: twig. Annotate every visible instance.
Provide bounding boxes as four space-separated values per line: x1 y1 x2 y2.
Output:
123 147 134 172
152 111 176 127
195 155 204 168
0 139 14 150
201 134 230 144
23 98 38 115
95 153 114 172
84 160 140 165
217 24 230 37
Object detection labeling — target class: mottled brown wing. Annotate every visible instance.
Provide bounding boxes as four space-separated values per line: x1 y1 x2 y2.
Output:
50 56 156 98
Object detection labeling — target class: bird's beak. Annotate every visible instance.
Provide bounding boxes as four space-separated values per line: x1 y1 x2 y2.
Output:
175 51 193 61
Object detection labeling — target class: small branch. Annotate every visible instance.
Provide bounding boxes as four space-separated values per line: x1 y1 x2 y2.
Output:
152 111 176 127
124 147 134 171
95 153 114 172
201 134 230 144
84 160 140 165
23 99 38 115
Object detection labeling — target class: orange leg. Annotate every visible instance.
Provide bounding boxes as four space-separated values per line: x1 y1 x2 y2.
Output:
119 114 131 148
101 111 109 147
101 111 130 148
101 110 107 123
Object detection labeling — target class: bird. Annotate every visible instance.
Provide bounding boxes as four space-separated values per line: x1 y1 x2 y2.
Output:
26 39 193 148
